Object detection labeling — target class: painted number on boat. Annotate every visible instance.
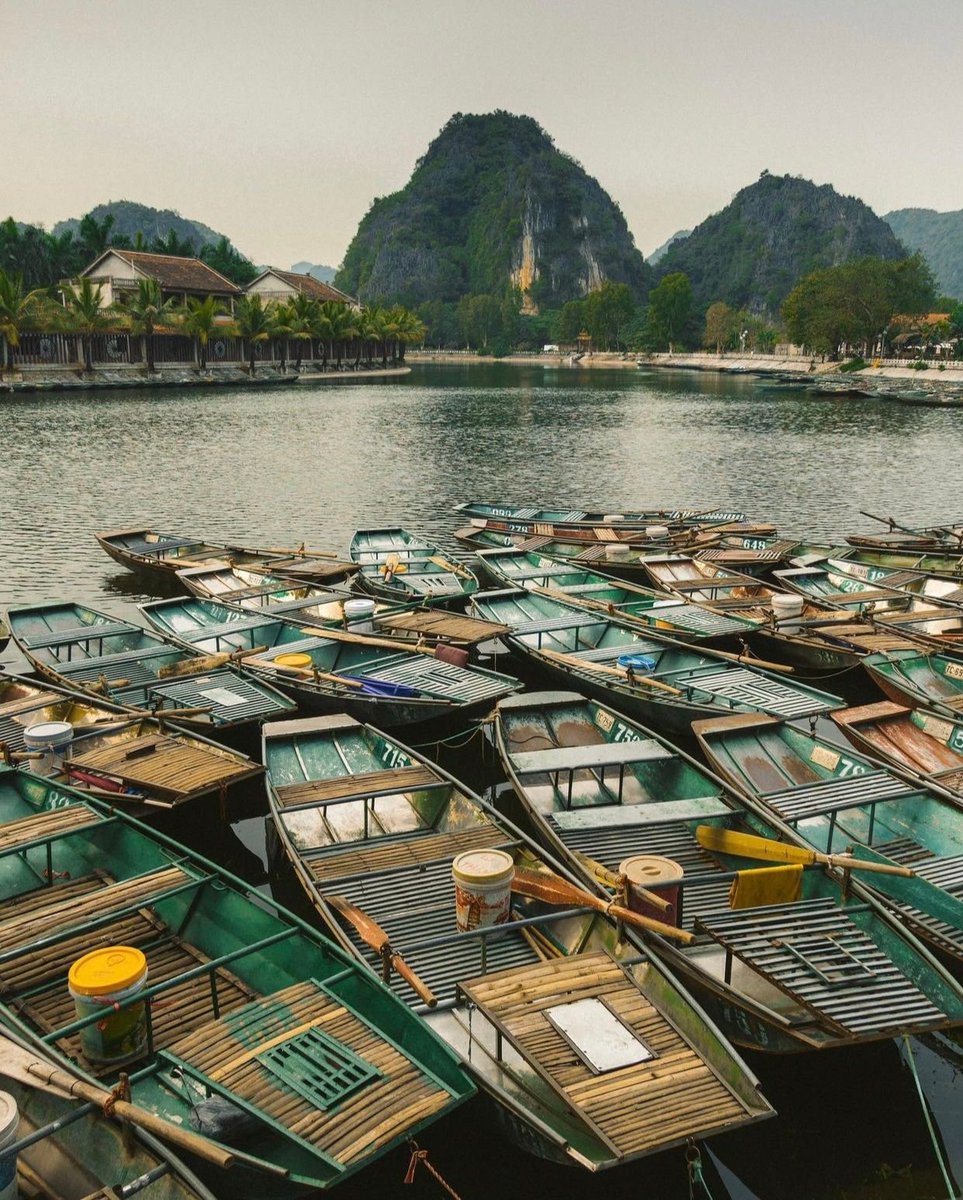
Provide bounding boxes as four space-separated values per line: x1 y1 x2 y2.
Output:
811 744 868 777
945 662 963 681
379 743 411 769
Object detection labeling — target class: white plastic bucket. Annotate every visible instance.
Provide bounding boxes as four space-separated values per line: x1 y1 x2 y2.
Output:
343 597 376 633
452 849 514 931
645 524 670 539
68 946 149 1066
23 721 73 777
0 1091 18 1200
605 543 633 560
771 592 805 631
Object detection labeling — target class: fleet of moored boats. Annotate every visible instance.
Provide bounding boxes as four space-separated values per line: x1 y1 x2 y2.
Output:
3 505 963 1196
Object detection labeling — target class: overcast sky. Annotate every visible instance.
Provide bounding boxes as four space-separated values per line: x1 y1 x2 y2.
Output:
6 0 963 270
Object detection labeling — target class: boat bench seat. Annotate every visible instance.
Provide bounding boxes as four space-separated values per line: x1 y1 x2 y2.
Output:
500 566 573 581
56 647 173 674
275 765 444 810
823 589 906 606
177 615 271 642
511 741 672 775
123 537 201 557
669 576 753 592
762 771 915 823
24 621 140 649
551 796 732 831
914 854 963 893
571 643 654 663
513 614 602 636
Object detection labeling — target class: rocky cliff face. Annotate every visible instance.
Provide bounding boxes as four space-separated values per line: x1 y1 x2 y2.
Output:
884 208 963 300
656 173 905 315
335 112 649 309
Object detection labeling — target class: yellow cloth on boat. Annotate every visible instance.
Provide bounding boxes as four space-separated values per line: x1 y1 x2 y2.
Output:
729 864 803 909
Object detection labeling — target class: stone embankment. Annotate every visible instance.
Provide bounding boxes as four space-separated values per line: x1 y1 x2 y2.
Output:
1 365 410 393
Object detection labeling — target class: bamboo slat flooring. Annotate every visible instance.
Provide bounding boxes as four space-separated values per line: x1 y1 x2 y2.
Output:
275 765 441 808
460 952 746 1157
308 825 506 883
0 805 100 853
374 610 508 645
69 734 258 800
167 980 451 1165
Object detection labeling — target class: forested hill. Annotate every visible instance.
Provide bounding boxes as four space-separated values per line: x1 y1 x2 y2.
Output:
655 172 905 316
54 201 225 253
335 111 649 309
884 208 963 300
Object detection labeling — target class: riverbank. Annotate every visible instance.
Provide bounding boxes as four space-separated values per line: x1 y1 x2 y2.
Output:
0 364 410 393
409 350 963 390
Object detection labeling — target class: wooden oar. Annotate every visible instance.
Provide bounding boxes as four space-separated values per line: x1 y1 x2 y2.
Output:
571 848 671 913
510 866 694 943
0 1032 237 1170
381 552 402 581
540 648 684 695
692 644 796 675
246 659 365 689
327 894 438 1006
695 825 915 876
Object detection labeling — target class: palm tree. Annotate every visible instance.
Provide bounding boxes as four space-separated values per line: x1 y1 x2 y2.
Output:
181 295 224 370
322 302 359 370
394 306 426 362
284 294 319 371
60 277 112 372
122 278 180 371
233 295 273 376
0 269 48 376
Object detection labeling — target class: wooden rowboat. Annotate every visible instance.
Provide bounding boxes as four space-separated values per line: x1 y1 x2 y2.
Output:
493 691 963 1051
454 500 750 534
95 527 358 586
692 712 963 969
5 601 298 742
1 1025 218 1199
349 528 479 607
862 646 963 720
139 596 519 730
475 546 762 647
831 700 963 797
471 588 843 738
176 563 507 650
262 713 773 1168
0 673 262 810
0 764 474 1193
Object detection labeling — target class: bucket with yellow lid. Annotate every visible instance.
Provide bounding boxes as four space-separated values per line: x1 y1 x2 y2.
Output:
68 946 149 1065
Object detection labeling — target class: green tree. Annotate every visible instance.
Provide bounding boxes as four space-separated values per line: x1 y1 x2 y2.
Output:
583 282 635 350
0 269 48 375
703 301 736 354
233 294 273 375
60 277 112 371
646 272 693 351
554 299 585 343
181 295 224 370
122 278 179 371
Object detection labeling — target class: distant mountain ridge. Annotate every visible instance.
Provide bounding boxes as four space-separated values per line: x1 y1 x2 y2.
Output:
291 260 336 283
648 230 690 265
54 201 227 254
655 173 906 316
335 111 649 309
883 208 963 300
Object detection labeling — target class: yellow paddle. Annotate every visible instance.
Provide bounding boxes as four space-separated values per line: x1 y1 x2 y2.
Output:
695 825 915 876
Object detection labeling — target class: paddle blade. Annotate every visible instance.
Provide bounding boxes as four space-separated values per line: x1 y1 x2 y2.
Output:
696 825 816 867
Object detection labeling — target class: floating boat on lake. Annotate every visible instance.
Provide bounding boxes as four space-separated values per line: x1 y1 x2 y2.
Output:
140 596 519 729
692 713 963 969
349 528 479 606
454 501 750 535
6 601 298 742
95 527 358 586
0 765 474 1193
1 1025 217 1199
262 713 773 1167
493 691 963 1050
177 563 506 650
0 673 262 810
470 589 843 737
861 645 963 721
832 700 963 797
475 545 762 647
795 544 963 582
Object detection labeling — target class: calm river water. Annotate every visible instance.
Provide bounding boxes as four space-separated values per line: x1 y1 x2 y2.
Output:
2 362 961 1199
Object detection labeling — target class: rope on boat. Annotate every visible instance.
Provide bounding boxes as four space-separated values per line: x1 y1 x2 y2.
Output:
686 1139 715 1199
901 1035 958 1200
404 1139 464 1198
406 716 491 752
